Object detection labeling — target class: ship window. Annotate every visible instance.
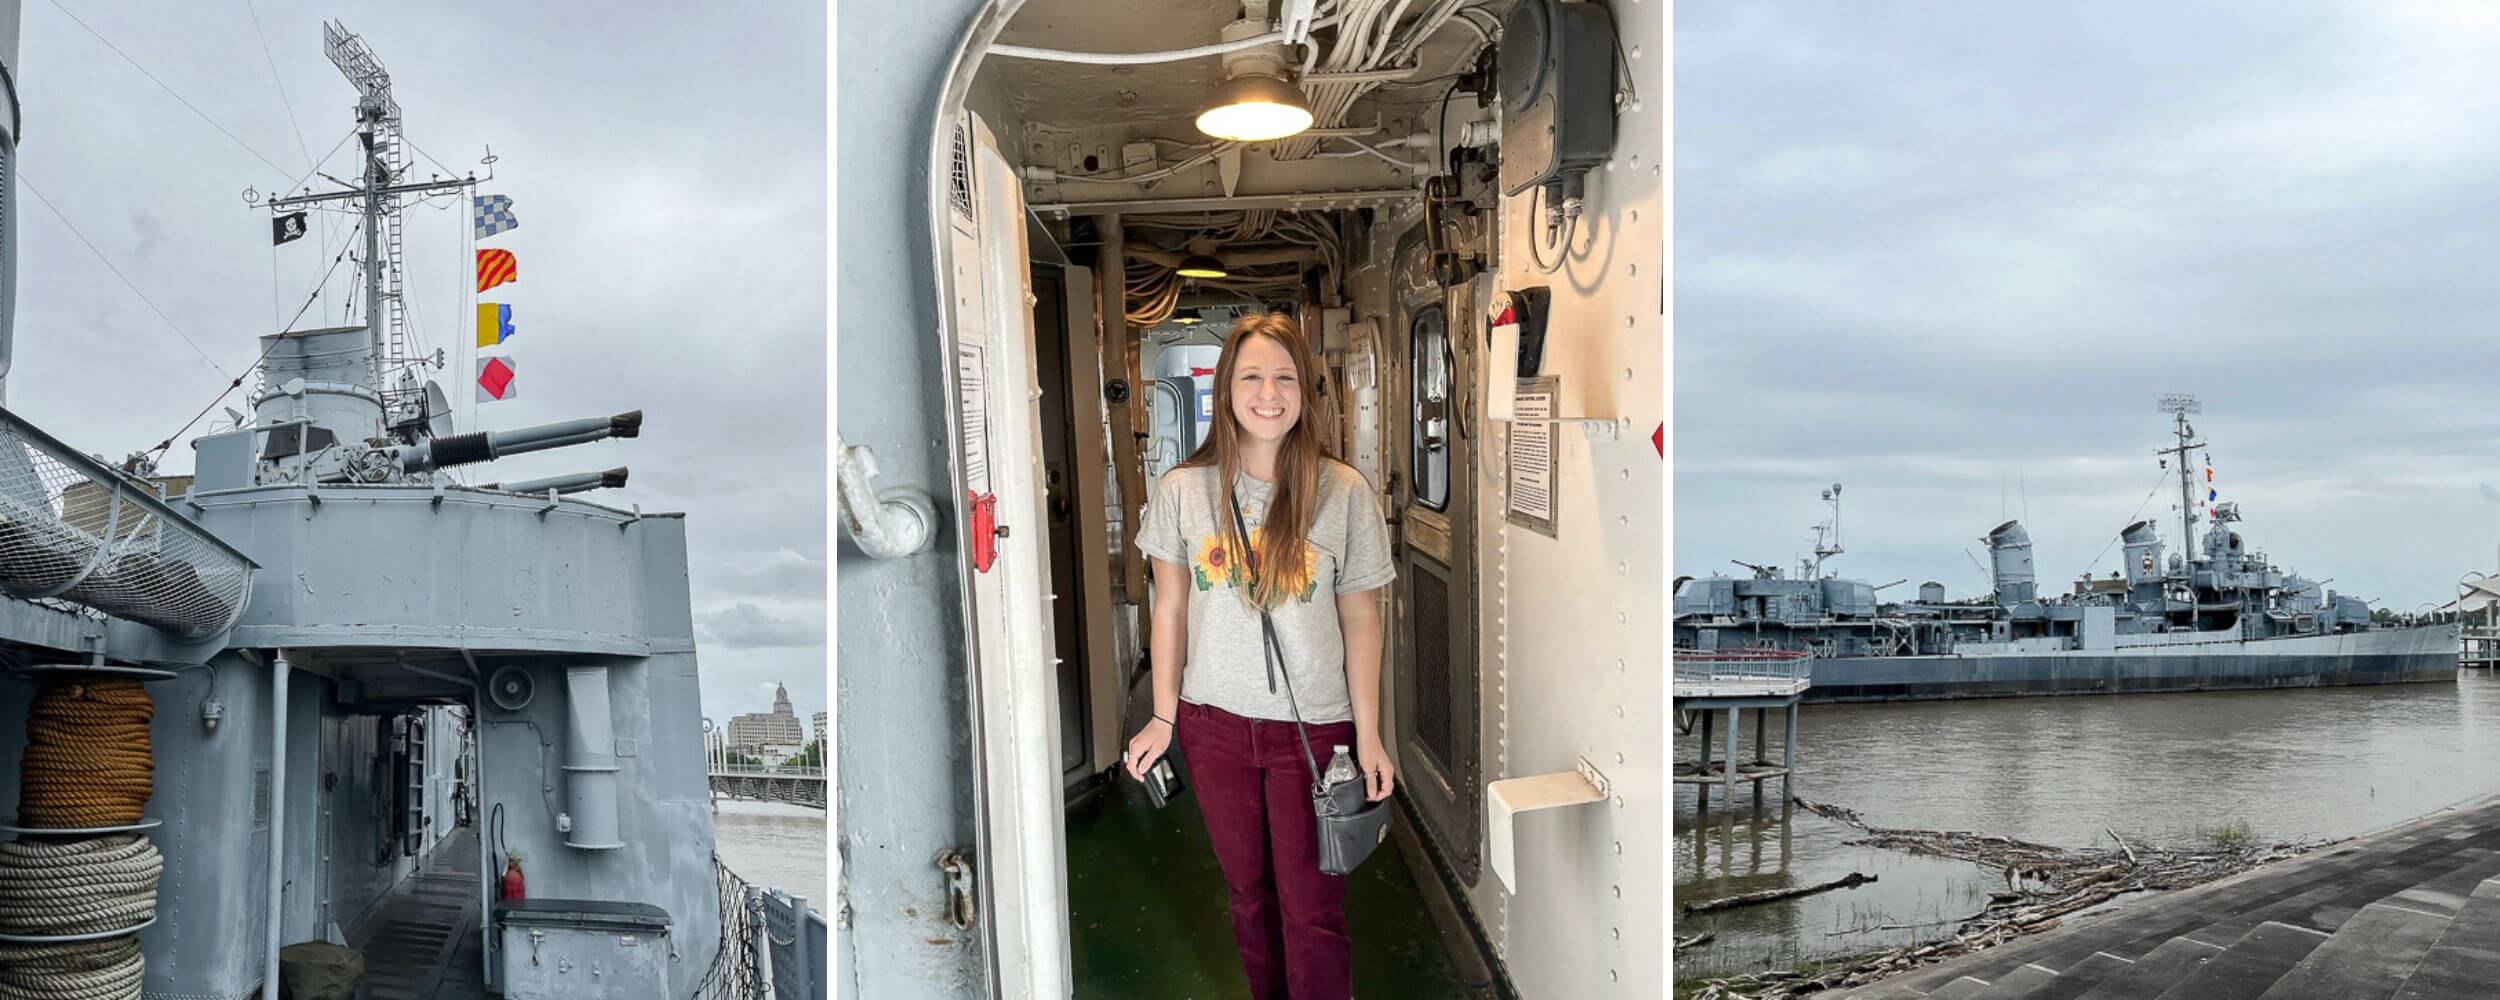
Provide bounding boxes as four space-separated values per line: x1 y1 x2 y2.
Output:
1409 305 1450 511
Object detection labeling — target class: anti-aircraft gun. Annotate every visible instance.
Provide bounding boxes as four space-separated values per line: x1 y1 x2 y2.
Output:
193 326 641 494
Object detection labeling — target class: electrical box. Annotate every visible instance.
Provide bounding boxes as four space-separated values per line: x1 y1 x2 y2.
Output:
1498 0 1619 196
495 899 672 999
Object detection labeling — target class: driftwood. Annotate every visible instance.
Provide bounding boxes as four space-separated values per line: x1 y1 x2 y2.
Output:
1675 931 1716 952
1684 797 2333 1000
1684 872 1878 915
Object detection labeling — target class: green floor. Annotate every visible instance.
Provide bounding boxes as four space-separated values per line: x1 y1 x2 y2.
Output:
1066 772 1473 999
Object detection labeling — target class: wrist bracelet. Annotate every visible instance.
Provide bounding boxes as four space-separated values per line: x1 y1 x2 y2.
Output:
1153 713 1175 728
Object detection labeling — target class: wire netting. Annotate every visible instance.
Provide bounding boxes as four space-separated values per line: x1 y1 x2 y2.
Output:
0 417 249 638
694 855 763 1000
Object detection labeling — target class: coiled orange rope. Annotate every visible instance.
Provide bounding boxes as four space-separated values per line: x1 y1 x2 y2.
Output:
16 682 153 829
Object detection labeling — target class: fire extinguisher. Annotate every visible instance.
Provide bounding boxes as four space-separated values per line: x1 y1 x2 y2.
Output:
500 852 527 901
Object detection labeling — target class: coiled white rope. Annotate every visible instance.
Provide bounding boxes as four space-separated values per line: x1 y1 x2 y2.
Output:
0 836 162 935
0 936 140 1000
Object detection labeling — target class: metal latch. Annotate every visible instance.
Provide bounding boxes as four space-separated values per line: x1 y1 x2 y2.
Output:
938 851 977 930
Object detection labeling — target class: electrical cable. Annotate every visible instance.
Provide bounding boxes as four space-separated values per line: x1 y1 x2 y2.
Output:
43 0 294 179
16 175 226 379
150 221 367 458
240 0 313 173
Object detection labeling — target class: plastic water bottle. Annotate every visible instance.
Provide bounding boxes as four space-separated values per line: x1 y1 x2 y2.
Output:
1324 745 1359 788
1322 745 1363 815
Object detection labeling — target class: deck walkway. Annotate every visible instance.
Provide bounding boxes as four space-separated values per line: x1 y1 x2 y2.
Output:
1837 794 2500 999
351 828 489 1000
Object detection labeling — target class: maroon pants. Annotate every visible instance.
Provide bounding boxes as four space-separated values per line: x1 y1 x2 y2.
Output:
1177 699 1357 1000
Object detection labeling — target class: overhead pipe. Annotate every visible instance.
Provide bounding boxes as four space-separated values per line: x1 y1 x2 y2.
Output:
984 16 1340 66
837 437 937 559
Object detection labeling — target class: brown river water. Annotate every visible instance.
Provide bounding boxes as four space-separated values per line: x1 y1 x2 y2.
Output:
1674 668 2500 982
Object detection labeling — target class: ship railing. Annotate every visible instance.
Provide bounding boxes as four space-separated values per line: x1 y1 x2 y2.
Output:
1672 647 1813 688
708 762 826 779
0 405 256 638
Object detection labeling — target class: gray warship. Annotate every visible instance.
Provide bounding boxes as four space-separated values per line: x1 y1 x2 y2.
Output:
1674 397 2460 702
0 11 814 999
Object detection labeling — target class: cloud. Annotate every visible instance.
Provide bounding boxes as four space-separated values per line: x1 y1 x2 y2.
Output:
698 602 826 650
1679 2 2500 606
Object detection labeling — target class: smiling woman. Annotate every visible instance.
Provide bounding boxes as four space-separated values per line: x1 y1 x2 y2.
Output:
837 0 1665 997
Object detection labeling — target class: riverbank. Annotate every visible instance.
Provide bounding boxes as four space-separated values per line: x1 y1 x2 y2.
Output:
1676 669 2500 987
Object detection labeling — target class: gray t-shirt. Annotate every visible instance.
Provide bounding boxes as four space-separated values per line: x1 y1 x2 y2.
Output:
1136 461 1396 724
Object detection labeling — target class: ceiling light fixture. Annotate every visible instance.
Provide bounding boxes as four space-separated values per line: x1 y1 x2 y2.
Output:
1195 19 1314 142
1177 255 1229 279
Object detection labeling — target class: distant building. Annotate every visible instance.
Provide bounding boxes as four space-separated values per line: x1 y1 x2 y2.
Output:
758 743 806 768
728 682 805 751
812 711 827 744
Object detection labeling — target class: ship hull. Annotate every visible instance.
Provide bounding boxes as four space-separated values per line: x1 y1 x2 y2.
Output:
1800 624 2459 703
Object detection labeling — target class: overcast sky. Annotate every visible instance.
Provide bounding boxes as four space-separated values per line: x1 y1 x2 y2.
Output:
1677 2 2500 612
9 2 824 719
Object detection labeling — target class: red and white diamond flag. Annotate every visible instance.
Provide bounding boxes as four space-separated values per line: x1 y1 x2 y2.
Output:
477 356 518 402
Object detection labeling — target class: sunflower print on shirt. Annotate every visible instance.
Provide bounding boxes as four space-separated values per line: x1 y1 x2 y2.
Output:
1191 528 1320 602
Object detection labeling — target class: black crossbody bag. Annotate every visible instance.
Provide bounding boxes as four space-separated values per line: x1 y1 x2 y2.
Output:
1228 492 1391 876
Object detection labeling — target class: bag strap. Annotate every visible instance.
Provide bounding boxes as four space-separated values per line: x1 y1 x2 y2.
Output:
1228 489 1326 791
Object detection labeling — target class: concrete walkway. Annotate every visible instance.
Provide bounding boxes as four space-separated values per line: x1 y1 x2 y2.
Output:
1839 795 2500 999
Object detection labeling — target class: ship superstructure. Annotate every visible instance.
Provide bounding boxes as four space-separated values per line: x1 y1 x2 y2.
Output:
0 11 786 998
1674 397 2459 701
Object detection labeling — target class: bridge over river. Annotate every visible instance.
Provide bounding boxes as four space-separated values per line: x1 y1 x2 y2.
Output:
710 763 825 809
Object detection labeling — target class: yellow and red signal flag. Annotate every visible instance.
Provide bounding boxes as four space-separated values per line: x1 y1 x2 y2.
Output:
478 249 518 293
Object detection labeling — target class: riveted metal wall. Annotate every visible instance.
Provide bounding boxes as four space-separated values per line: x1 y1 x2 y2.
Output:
1463 1 1666 994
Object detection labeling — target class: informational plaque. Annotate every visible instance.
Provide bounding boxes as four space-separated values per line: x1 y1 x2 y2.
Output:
1506 376 1558 538
955 341 991 495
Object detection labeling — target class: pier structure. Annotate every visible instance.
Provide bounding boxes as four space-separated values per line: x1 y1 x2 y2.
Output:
2446 574 2500 668
1673 648 1811 810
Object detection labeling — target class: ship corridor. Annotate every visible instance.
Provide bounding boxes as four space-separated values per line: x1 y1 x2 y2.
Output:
949 1 1516 993
888 0 1667 993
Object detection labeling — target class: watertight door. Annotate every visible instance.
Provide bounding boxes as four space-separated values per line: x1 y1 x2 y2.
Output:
1388 225 1483 882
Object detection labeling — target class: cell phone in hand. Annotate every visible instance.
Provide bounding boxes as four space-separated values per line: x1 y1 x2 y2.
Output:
1143 755 1186 809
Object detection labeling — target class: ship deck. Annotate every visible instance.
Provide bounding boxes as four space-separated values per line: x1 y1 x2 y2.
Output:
350 828 490 1000
1064 771 1485 998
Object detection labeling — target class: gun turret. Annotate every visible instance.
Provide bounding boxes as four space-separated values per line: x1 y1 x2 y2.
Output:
397 410 641 473
1731 559 1779 580
484 467 629 495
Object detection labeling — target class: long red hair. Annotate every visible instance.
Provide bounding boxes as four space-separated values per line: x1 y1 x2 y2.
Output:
1176 313 1332 609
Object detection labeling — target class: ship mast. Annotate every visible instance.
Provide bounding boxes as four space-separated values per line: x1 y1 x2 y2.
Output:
2157 394 2204 567
266 21 479 434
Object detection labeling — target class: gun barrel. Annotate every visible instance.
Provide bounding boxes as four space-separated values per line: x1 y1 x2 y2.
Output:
488 467 629 495
406 410 642 471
